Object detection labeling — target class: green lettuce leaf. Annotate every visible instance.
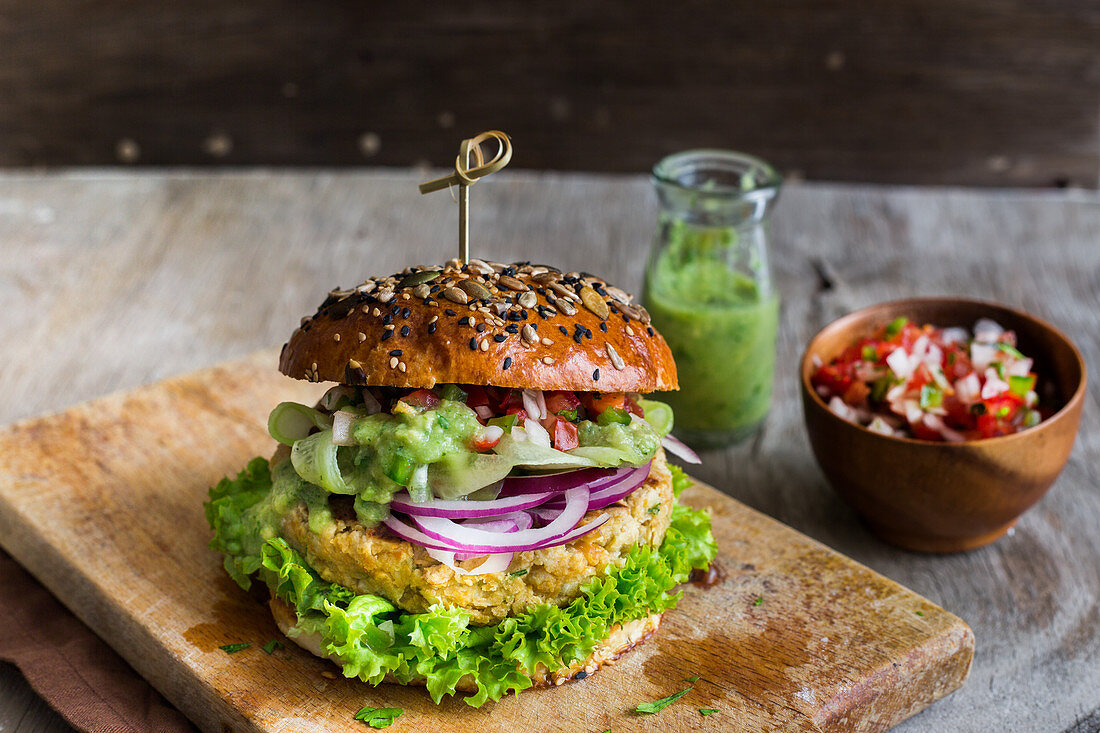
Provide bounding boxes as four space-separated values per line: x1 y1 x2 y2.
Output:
206 458 716 708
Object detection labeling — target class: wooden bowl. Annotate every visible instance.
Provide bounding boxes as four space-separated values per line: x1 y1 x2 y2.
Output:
800 298 1086 553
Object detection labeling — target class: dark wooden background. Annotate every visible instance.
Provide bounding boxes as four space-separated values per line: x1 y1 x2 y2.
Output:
2 1 1099 186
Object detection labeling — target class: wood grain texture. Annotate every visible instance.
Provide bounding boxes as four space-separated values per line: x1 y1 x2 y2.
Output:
0 352 972 733
0 170 1097 731
0 2 1099 187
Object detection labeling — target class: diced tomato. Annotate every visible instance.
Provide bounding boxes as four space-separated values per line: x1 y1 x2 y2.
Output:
580 392 626 416
498 389 524 413
909 421 942 441
545 390 581 415
465 386 491 408
908 364 933 392
812 364 854 396
843 381 871 405
552 417 579 450
470 432 501 452
504 406 528 422
403 389 440 410
976 413 1007 439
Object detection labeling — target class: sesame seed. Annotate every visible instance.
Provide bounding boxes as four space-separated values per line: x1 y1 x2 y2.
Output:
479 339 489 351
476 323 486 333
428 323 437 334
389 356 398 368
502 357 513 370
358 332 366 342
333 333 341 342
445 309 457 317
430 315 439 324
389 349 403 357
382 331 392 341
542 356 555 365
400 325 410 337
469 338 478 351
493 334 506 342
398 361 407 372
311 362 318 370
401 293 411 300
593 369 600 381
541 337 553 346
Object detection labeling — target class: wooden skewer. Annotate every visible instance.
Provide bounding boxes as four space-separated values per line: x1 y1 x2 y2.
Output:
419 130 512 263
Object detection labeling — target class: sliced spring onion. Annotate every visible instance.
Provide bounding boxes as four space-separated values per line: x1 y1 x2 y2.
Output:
331 410 357 446
290 429 355 494
268 402 332 446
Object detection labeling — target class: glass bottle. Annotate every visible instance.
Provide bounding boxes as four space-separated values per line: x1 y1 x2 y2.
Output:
642 150 782 449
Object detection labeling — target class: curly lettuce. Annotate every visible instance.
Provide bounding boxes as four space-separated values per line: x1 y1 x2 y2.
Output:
205 457 716 707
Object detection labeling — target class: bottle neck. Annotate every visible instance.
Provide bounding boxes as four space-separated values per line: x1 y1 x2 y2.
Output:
652 149 781 227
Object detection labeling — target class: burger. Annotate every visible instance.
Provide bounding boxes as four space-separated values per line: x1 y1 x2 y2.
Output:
205 259 716 707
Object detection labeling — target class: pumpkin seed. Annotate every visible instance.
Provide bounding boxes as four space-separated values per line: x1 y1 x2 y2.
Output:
457 279 493 301
399 269 440 288
580 286 609 319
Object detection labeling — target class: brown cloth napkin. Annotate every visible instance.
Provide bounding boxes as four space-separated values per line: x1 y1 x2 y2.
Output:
0 549 195 733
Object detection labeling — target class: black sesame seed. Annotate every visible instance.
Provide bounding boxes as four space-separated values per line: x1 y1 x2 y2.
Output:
382 314 393 325
401 307 411 319
503 357 513 370
647 327 655 336
593 369 600 381
520 310 529 320
507 311 523 321
389 349 403 357
505 324 519 334
458 316 471 326
382 331 393 342
621 313 629 322
445 309 457 317
400 325 410 337
476 323 486 333
430 284 441 294
428 323 437 334
469 337 478 350
502 266 517 277
559 326 568 336
599 322 608 332
573 332 584 344
493 334 506 342
575 670 588 680
391 305 401 315
536 287 546 294
595 285 608 296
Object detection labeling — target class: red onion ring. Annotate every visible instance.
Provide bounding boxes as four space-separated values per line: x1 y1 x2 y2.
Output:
411 486 591 553
389 490 556 518
661 435 702 464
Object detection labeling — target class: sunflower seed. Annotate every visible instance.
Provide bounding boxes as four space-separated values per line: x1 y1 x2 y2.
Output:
521 324 538 344
444 287 469 305
605 285 631 303
518 291 537 309
412 283 431 299
467 258 496 276
557 298 577 316
606 343 625 370
550 283 578 301
375 290 395 303
356 281 377 294
498 275 528 291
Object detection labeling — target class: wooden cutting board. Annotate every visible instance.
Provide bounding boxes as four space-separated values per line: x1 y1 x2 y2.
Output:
0 351 973 733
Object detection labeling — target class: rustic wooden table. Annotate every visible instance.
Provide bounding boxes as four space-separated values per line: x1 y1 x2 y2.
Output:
0 171 1097 733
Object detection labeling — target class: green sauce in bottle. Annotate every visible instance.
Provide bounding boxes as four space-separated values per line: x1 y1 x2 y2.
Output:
642 151 782 449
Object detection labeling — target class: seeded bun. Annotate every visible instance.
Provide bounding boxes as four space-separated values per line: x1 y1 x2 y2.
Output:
279 260 678 392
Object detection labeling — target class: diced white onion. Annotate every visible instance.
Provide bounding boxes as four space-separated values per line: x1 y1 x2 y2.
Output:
360 390 382 416
867 416 895 436
973 318 1004 343
1026 391 1038 408
1007 358 1033 377
981 368 1010 399
522 390 543 420
828 396 858 423
474 405 493 420
955 373 981 403
941 327 968 345
970 342 999 371
903 399 924 424
911 335 930 361
480 425 505 443
523 418 552 448
331 410 357 446
886 348 914 379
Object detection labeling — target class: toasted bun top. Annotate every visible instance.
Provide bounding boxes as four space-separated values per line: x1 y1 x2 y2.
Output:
279 259 678 392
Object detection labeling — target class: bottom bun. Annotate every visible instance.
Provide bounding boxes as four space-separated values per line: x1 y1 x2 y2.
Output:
270 594 661 690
